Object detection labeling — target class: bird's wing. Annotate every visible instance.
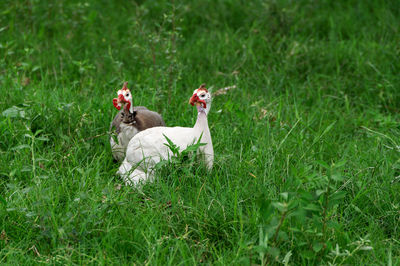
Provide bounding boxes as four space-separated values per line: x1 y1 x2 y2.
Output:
125 126 196 166
110 110 123 134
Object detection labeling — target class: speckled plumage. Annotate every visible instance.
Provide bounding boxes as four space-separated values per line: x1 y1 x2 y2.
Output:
110 106 165 161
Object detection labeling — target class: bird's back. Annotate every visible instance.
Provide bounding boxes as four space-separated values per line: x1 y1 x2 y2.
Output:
125 126 198 164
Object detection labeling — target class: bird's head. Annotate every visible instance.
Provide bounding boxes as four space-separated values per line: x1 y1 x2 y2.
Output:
113 82 133 112
189 84 211 109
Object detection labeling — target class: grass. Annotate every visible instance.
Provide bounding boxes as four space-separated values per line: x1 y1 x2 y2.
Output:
1 0 399 264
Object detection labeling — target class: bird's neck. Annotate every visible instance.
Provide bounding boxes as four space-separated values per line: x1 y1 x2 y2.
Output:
124 101 134 114
194 105 213 166
194 106 209 133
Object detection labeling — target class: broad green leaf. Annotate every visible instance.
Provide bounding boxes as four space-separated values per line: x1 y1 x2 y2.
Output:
21 165 32 172
36 136 49 141
359 246 373 251
333 160 347 168
300 191 314 201
312 241 324 252
301 250 315 259
288 209 306 222
11 144 30 150
280 192 288 200
271 202 287 212
2 106 25 118
25 211 36 218
331 174 344 182
316 160 330 169
33 129 44 136
316 189 326 197
327 220 341 230
21 186 33 194
303 203 321 212
288 200 299 210
254 245 268 254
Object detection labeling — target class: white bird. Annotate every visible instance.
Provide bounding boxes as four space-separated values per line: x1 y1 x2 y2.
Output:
110 82 165 161
118 84 214 186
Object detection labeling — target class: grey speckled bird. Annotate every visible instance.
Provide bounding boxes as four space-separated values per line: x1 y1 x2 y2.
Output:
110 82 165 161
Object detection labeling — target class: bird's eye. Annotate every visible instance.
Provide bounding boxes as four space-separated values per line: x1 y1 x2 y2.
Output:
126 93 129 97
200 94 206 98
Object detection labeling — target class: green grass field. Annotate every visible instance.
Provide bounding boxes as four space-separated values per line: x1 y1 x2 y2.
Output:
1 0 400 264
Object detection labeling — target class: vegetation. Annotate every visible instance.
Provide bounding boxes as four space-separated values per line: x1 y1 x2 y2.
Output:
1 0 399 264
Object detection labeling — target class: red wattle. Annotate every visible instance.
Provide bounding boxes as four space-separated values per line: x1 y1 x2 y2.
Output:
113 98 121 110
189 94 206 108
198 100 207 108
189 94 198 106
